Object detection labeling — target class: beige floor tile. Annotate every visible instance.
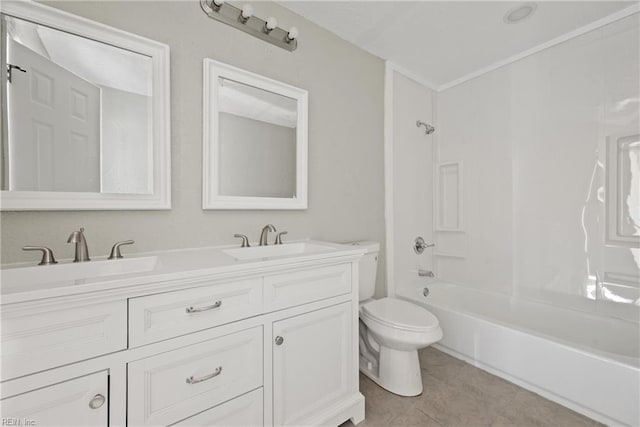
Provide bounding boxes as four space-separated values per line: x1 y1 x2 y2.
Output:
345 348 603 427
388 407 443 427
496 389 603 427
414 373 497 426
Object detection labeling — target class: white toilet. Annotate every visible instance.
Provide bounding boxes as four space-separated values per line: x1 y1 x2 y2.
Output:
353 241 443 397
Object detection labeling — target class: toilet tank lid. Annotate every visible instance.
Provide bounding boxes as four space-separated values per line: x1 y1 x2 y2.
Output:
347 241 379 254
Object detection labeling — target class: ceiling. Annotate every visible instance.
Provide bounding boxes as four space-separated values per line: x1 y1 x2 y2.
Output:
278 1 637 89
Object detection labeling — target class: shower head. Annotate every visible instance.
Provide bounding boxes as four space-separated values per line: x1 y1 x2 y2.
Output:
416 120 435 135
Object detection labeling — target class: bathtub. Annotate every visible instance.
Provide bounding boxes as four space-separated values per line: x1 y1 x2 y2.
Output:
397 281 640 426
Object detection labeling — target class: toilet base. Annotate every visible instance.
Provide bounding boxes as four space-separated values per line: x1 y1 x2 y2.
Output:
359 347 423 397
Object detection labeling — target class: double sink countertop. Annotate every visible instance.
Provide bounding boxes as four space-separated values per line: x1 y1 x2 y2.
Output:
0 240 367 305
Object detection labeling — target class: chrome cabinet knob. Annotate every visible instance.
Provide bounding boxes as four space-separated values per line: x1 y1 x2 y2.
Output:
275 336 284 345
88 394 106 409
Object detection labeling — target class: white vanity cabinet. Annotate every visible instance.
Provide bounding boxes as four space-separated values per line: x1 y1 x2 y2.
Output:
0 300 127 379
128 327 263 426
273 302 353 426
173 388 264 426
0 371 109 426
0 243 365 427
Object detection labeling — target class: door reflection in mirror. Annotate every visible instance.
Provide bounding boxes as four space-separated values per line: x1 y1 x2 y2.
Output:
2 15 153 194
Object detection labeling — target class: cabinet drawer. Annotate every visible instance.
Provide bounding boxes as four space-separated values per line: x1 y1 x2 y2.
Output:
128 327 263 426
1 300 127 379
264 264 351 311
172 388 263 426
0 371 108 426
129 278 263 346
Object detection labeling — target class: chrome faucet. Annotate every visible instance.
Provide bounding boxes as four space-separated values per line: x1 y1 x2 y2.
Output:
274 231 288 245
234 234 251 248
67 227 90 262
259 224 276 246
108 240 135 260
22 246 57 265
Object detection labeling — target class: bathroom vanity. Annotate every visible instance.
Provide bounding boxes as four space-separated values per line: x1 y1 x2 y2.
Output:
0 241 366 426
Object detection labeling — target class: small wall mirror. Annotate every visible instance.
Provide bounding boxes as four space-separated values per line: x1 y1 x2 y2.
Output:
0 1 170 210
203 59 308 209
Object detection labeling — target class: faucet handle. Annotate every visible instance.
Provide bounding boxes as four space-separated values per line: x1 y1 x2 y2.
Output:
233 234 250 248
108 240 135 260
413 236 435 254
22 246 57 265
274 231 288 245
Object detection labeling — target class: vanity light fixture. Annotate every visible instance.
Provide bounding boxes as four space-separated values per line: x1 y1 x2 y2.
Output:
264 17 278 34
285 27 299 43
200 0 298 51
239 4 253 23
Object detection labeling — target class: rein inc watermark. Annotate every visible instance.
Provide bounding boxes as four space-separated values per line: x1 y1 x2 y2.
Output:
1 418 35 426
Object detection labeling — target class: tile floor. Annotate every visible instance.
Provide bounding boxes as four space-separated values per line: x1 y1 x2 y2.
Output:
343 347 603 427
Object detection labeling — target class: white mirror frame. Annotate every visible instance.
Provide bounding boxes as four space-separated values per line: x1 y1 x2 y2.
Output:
0 1 171 210
202 59 308 210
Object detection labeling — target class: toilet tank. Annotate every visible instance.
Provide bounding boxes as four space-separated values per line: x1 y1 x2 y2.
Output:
348 241 380 301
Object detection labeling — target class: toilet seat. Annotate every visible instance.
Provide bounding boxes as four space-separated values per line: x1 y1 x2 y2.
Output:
361 297 439 333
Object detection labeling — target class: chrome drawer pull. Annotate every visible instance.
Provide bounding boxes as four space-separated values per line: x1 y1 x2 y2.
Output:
185 300 222 313
186 366 223 384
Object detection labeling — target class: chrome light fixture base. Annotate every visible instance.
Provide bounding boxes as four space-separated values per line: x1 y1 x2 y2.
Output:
200 0 298 51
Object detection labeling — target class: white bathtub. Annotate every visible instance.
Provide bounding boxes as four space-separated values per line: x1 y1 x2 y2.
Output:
397 281 640 426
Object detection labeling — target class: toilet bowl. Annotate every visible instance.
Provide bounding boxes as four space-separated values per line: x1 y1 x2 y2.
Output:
351 241 443 396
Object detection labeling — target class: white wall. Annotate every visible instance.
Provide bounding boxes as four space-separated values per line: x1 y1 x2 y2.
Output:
218 112 296 198
434 13 640 321
1 0 387 295
387 69 435 296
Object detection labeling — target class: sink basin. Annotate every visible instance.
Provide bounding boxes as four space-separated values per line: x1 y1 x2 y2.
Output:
223 242 335 261
1 256 158 288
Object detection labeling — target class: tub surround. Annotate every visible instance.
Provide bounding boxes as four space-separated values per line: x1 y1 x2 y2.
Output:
434 12 640 321
1 241 366 426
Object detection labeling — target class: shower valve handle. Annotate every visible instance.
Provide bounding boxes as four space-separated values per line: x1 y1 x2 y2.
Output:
414 236 435 254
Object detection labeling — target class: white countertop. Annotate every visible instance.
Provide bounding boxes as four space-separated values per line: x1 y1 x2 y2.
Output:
0 240 366 305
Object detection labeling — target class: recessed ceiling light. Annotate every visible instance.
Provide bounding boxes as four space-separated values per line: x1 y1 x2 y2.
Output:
503 2 537 24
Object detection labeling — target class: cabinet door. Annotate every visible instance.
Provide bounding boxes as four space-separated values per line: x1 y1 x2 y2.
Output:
0 371 108 426
273 302 352 426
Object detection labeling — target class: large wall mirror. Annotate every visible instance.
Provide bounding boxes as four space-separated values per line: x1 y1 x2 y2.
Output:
203 59 308 210
0 1 170 210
